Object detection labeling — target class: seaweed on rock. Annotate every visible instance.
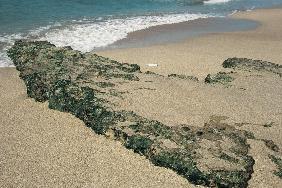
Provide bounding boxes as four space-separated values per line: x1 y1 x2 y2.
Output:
269 155 282 178
262 139 280 152
205 72 234 85
168 74 199 81
223 58 282 76
8 41 258 187
151 150 209 185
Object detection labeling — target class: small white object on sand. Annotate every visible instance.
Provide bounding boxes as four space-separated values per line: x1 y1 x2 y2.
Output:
146 64 158 67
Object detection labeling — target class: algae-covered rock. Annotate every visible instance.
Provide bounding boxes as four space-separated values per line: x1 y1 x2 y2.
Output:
168 74 199 81
205 72 234 85
269 155 282 178
7 40 55 71
21 72 50 102
125 135 153 155
8 41 257 187
151 150 209 185
223 58 282 76
262 139 280 152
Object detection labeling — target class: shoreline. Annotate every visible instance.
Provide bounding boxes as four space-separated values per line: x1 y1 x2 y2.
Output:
0 6 279 68
99 5 282 52
100 14 259 51
97 8 282 79
0 6 276 69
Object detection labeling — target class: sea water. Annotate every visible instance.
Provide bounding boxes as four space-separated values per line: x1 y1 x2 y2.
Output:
0 0 282 66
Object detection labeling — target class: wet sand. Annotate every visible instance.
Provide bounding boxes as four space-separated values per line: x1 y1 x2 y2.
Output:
103 17 258 50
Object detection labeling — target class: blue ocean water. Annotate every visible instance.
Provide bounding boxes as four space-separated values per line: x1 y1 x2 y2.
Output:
0 0 282 66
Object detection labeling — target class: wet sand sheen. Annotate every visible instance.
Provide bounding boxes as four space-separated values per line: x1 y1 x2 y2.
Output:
103 17 258 50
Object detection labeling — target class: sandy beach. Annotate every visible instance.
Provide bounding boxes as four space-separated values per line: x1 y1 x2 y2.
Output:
98 8 282 187
0 68 193 187
1 8 282 188
98 8 282 79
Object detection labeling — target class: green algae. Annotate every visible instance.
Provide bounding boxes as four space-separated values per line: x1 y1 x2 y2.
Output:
219 152 240 164
262 139 280 152
21 72 50 102
168 74 199 81
95 82 115 88
269 155 282 178
129 121 173 139
205 72 234 85
151 150 209 185
125 135 153 155
223 58 282 76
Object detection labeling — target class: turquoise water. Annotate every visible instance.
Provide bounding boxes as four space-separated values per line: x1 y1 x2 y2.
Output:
1 0 282 66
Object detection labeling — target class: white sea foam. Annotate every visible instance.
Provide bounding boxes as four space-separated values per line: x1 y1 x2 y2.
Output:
41 13 210 52
204 0 232 4
0 53 14 67
0 33 26 67
0 13 211 67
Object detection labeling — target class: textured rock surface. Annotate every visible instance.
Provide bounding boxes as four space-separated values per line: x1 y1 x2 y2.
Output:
168 74 199 81
223 58 282 77
204 72 234 85
269 155 282 179
8 41 282 187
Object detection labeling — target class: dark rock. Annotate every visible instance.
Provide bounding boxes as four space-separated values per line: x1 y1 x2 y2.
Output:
151 150 209 185
125 135 153 155
223 58 282 76
205 72 234 85
263 122 274 128
168 74 199 81
262 139 280 152
95 82 115 88
145 71 157 75
269 155 282 178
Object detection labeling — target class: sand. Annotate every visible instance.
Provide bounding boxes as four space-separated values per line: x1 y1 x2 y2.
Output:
116 68 282 187
97 8 282 187
1 8 282 188
98 8 282 80
0 68 195 187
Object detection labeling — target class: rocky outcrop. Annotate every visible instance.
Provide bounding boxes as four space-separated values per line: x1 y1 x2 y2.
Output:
223 58 282 77
8 41 259 187
168 74 199 81
269 155 282 179
205 72 234 85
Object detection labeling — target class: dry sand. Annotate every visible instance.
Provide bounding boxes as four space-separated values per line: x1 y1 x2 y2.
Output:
115 68 282 187
1 8 282 188
0 68 196 187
